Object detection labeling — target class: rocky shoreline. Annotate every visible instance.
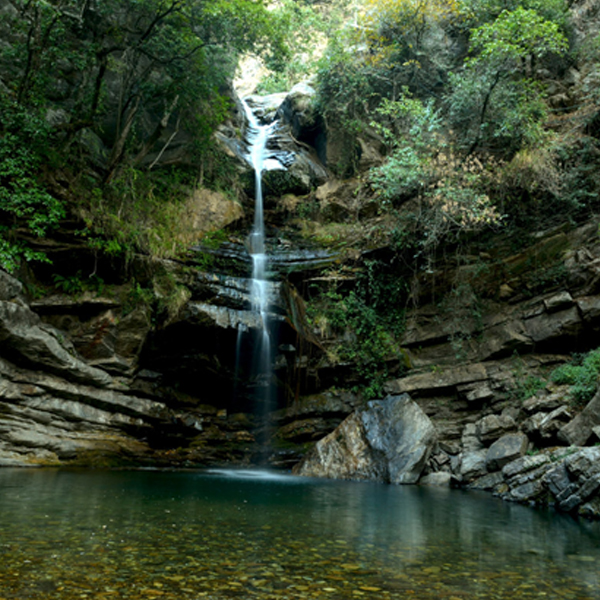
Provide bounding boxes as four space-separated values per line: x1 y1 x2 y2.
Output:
294 393 600 519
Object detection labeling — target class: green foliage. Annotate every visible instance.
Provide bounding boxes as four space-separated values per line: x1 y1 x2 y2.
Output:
1 0 289 190
0 96 66 272
468 7 568 65
510 352 546 402
447 7 567 154
307 260 408 398
0 0 287 269
308 289 401 398
554 137 600 221
315 34 381 174
0 233 50 274
359 0 462 96
447 73 550 154
367 90 503 258
458 0 569 31
52 271 105 295
551 349 600 408
123 281 155 316
314 0 460 174
311 0 575 246
355 258 408 337
200 229 229 250
515 374 546 402
370 93 443 203
256 0 329 93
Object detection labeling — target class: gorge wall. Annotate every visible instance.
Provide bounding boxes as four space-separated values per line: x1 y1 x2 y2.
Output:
2 82 600 521
3 0 600 522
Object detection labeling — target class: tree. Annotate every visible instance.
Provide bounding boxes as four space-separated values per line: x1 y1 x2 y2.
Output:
447 7 568 154
457 0 569 30
0 97 66 272
369 90 502 261
1 0 287 175
358 0 462 97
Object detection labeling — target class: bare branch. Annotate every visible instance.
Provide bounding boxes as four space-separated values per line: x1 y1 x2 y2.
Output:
149 113 181 170
134 94 180 166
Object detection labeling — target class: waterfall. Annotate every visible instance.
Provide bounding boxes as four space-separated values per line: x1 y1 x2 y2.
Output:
240 99 284 412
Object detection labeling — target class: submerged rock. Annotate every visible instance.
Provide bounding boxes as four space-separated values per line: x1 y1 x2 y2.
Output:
419 472 453 487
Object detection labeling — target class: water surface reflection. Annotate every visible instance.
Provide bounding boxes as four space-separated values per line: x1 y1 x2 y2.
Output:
0 468 598 599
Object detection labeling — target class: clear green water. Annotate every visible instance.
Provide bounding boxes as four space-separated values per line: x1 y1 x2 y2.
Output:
0 468 599 600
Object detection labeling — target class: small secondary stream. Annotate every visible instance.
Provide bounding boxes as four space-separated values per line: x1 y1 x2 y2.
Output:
1 468 600 599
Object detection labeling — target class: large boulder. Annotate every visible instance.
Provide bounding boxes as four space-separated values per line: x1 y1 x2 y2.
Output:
361 394 437 484
291 411 387 482
293 394 436 484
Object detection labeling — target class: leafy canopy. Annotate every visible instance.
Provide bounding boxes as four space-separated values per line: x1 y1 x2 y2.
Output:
468 6 568 66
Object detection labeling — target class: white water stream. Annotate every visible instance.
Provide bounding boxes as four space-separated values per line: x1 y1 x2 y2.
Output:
240 99 284 405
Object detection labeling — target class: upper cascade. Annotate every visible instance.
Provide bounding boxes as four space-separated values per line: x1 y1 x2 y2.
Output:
240 100 287 177
215 86 328 197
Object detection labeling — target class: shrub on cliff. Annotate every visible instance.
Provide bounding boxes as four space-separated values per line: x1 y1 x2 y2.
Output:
551 349 600 408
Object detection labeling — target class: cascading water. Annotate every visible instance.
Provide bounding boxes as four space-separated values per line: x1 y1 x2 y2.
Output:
239 99 284 413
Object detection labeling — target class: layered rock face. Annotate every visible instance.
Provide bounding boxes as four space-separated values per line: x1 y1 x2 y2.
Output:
0 84 335 468
0 271 165 465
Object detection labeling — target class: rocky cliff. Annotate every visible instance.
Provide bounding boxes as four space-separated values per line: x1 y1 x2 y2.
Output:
289 216 600 518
